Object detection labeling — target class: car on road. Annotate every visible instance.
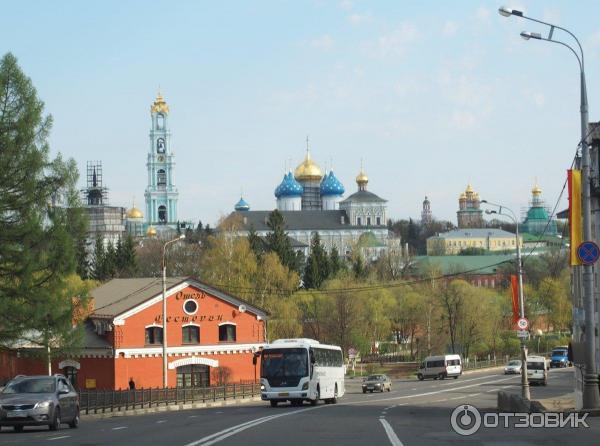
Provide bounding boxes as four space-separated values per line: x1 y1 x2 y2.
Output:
504 359 522 375
526 356 548 386
550 346 571 368
362 374 392 393
417 354 462 380
0 375 80 432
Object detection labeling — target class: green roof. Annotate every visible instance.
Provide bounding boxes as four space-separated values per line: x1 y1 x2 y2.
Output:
358 231 385 248
413 254 515 275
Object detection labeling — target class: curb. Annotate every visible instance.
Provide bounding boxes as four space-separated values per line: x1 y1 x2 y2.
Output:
81 396 262 420
462 365 504 375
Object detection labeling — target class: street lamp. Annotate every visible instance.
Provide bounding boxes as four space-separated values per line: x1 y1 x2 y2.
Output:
498 5 600 410
482 199 530 401
162 234 185 388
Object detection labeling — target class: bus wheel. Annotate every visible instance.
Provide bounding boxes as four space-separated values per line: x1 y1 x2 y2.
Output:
330 385 338 404
270 400 278 407
310 388 320 406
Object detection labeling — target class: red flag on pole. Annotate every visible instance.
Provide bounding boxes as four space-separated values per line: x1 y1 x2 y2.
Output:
510 275 519 323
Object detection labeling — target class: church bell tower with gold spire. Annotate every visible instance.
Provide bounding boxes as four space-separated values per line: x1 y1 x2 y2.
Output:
144 92 179 231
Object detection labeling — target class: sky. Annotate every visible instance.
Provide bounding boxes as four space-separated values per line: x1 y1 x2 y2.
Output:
2 0 600 227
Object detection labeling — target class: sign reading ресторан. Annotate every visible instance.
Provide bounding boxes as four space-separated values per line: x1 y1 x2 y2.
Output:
154 314 224 324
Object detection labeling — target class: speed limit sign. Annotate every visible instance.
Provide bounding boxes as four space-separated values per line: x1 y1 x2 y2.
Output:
517 318 529 330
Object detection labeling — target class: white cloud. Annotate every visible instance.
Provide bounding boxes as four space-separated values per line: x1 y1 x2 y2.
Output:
451 110 477 129
365 23 419 58
442 20 459 37
475 6 491 23
310 34 334 50
348 12 372 25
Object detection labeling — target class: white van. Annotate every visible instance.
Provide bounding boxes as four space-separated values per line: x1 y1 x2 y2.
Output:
526 355 548 386
417 354 462 380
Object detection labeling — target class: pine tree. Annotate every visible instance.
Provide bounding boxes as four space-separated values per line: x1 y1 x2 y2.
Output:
0 52 89 353
303 233 330 289
247 225 264 258
265 210 302 273
104 241 117 279
92 234 106 280
329 246 345 276
119 234 137 277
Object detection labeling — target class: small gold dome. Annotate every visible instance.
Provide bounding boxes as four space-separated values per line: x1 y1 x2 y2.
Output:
459 192 467 200
146 226 157 237
356 170 368 185
126 206 144 219
151 92 169 114
465 184 474 193
532 184 542 196
294 151 323 181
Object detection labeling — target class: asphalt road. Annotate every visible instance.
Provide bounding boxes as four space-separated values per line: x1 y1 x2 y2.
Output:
1 367 598 446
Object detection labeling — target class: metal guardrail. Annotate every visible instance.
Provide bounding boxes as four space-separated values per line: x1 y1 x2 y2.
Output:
79 383 260 415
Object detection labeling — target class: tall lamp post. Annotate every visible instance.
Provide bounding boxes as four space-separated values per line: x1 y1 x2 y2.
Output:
482 200 530 400
498 6 600 409
162 234 185 388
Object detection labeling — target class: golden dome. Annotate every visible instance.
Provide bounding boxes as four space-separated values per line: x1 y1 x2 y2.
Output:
532 184 542 196
459 192 467 200
126 206 143 219
151 92 169 114
294 151 323 181
356 169 368 185
146 226 157 237
465 184 474 193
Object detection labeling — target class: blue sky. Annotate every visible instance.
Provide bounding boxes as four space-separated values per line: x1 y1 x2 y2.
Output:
2 0 599 226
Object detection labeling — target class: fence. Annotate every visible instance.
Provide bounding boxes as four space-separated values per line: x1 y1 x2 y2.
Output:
79 383 260 415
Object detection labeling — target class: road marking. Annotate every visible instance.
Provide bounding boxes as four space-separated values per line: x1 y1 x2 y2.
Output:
157 420 167 423
379 418 404 446
112 426 128 430
343 375 516 406
188 415 198 418
184 406 320 446
48 436 71 441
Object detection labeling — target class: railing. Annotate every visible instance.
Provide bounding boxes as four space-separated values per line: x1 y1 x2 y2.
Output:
360 353 414 364
79 383 260 415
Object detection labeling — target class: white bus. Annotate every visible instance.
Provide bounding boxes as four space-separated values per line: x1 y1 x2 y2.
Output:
256 338 345 407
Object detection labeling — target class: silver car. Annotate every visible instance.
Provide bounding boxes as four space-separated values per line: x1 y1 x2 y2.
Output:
0 375 79 432
504 359 522 375
362 374 392 393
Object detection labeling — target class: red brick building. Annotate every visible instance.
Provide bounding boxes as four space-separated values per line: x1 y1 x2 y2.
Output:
1 277 267 390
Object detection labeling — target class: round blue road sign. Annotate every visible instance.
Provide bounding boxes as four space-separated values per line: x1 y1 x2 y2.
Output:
577 241 600 265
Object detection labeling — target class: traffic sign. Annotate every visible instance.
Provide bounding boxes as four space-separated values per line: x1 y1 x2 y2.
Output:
516 330 529 338
577 241 600 265
517 318 529 330
348 347 358 359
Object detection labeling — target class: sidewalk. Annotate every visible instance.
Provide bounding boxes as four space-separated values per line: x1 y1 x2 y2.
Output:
82 396 262 420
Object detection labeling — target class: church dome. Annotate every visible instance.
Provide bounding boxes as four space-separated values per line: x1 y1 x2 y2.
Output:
320 170 345 196
275 172 304 198
126 206 144 219
294 151 323 182
146 226 157 237
356 169 368 186
532 184 542 196
151 92 169 114
234 197 250 211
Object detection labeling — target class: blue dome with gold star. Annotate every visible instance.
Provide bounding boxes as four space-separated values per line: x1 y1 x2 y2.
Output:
234 197 250 211
275 172 304 198
320 170 345 197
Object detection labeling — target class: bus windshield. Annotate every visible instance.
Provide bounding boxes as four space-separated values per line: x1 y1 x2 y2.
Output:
261 348 308 385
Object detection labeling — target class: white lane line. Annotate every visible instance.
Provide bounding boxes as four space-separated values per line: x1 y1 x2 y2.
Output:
379 418 404 446
48 436 71 441
184 406 320 446
189 415 198 418
112 426 128 430
157 420 167 423
342 376 516 406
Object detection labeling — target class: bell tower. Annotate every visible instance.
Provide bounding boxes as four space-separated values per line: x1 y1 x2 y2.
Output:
144 92 179 229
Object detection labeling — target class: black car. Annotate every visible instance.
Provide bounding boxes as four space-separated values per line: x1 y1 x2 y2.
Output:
0 375 79 432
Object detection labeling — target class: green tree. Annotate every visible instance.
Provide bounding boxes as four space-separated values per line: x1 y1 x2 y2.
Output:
303 233 330 289
92 234 106 280
247 225 264 259
116 234 137 277
329 246 345 276
0 52 88 351
265 210 303 273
